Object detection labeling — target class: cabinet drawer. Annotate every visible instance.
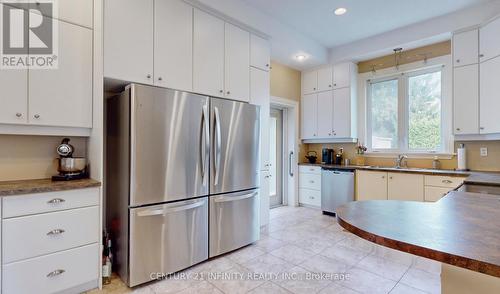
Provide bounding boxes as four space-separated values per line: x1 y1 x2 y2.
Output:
3 206 99 263
424 186 451 202
299 165 321 174
299 173 321 190
299 188 321 207
2 187 99 218
3 243 99 294
424 176 465 188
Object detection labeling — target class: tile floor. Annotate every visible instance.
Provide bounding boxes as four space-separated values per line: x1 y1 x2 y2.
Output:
89 206 441 294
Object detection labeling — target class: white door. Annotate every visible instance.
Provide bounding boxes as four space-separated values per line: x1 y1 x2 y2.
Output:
193 9 225 97
453 29 479 67
250 67 270 171
480 17 500 62
316 91 333 138
0 64 27 125
104 0 153 84
250 34 270 71
301 94 318 139
29 20 92 128
356 171 387 200
269 108 284 208
333 62 351 89
154 0 193 92
388 173 424 201
453 65 479 134
317 66 333 92
302 71 317 94
479 55 500 134
224 23 250 102
333 87 351 138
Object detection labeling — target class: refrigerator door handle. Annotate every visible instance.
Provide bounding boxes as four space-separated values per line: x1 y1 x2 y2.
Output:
213 191 258 203
214 106 222 186
136 201 205 217
201 105 209 183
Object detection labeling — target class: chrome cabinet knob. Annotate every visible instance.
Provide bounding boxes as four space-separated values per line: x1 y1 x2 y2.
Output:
309 196 314 199
47 269 65 278
333 83 337 87
16 113 22 117
266 64 269 67
382 176 385 179
219 90 223 94
47 198 65 204
329 84 332 88
456 128 461 131
147 74 152 79
34 114 40 119
226 91 231 95
479 54 484 58
456 59 460 63
313 87 316 90
47 229 65 236
158 77 163 81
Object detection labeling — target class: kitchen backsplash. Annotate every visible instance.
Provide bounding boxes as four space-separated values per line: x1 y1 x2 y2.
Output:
304 140 500 172
0 135 87 181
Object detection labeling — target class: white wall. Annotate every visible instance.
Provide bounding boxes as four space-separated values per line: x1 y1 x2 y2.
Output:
329 0 500 63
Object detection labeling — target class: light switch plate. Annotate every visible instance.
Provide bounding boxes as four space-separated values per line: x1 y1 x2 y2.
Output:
480 147 488 157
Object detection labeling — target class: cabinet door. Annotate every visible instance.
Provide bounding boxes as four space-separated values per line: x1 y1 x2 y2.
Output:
302 71 317 94
33 0 93 28
250 68 270 171
356 171 387 201
193 9 225 97
453 29 479 67
154 0 193 92
480 55 500 134
453 65 479 134
333 62 351 89
424 186 450 202
317 66 333 92
260 170 270 227
480 17 500 62
250 34 270 71
333 87 351 138
104 0 153 84
301 94 318 139
317 91 333 138
225 23 250 102
0 63 27 125
387 173 424 201
29 20 92 128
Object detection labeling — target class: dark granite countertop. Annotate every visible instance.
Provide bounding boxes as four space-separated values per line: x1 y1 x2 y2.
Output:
0 178 101 196
337 191 500 278
299 162 500 185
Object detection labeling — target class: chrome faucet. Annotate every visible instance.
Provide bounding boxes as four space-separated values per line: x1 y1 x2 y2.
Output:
395 154 408 168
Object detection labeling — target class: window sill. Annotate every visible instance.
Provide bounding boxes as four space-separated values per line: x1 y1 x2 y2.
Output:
363 152 455 160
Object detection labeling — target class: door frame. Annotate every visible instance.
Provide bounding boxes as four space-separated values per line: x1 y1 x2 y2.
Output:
270 96 299 207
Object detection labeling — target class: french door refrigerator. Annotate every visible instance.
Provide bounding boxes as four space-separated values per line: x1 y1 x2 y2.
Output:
106 84 260 287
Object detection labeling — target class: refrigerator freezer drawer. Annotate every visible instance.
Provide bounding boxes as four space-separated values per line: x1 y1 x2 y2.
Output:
209 189 260 257
129 197 208 287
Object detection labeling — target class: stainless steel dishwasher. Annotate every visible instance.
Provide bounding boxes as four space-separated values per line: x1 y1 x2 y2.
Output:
321 168 355 215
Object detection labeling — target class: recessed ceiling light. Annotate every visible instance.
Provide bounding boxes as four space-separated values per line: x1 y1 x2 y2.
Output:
334 7 347 15
296 55 306 61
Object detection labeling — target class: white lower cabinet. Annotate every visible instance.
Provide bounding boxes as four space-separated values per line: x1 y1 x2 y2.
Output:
387 173 424 202
299 167 321 207
424 186 451 202
1 188 101 294
299 188 321 207
356 170 388 201
424 175 466 202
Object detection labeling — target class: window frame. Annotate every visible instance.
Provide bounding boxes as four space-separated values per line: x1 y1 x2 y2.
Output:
367 66 445 154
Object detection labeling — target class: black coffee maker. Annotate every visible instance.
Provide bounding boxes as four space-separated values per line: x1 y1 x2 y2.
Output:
322 148 334 164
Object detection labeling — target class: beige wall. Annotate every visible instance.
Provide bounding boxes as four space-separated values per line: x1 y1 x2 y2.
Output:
0 135 87 181
270 61 301 102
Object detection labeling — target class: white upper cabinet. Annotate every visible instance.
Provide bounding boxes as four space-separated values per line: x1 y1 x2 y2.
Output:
317 66 333 92
302 71 317 94
333 87 352 138
104 0 154 84
11 0 93 28
250 34 270 71
316 91 333 138
454 64 479 134
193 9 225 97
0 60 27 125
333 62 352 89
479 55 500 134
250 68 270 171
453 29 479 67
301 94 318 139
154 0 193 92
225 23 250 102
480 17 500 62
29 19 93 128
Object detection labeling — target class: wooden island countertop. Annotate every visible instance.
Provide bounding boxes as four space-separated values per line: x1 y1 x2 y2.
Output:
336 191 500 278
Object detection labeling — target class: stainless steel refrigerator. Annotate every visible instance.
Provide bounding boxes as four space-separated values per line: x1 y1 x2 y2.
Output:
106 84 260 287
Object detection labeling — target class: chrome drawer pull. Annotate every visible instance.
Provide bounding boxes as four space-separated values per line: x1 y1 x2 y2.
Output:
47 269 65 278
442 180 453 184
47 229 65 236
47 198 65 204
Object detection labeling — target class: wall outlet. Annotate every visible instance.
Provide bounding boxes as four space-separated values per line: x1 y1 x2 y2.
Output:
480 147 488 157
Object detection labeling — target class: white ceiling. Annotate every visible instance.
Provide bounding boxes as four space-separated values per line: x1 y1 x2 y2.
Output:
242 0 490 48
